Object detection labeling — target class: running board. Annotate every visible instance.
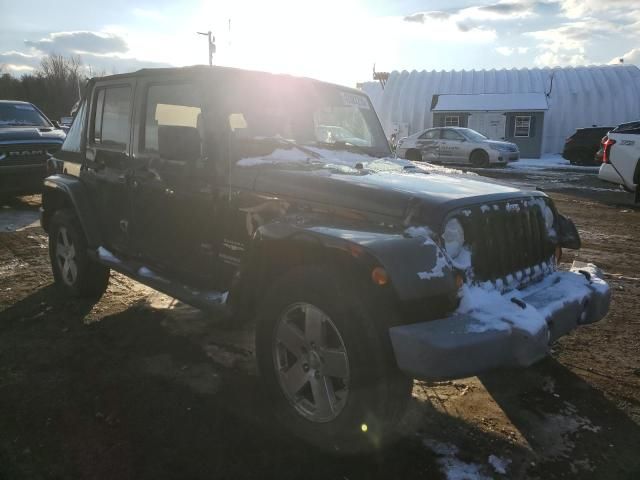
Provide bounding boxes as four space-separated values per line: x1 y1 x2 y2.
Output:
92 247 231 317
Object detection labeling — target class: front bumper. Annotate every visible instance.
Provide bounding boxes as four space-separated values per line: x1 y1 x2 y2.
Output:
389 262 610 380
489 150 519 163
0 164 47 195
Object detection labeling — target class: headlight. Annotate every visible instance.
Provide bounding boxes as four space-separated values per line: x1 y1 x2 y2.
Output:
443 218 465 258
543 205 555 230
489 144 510 152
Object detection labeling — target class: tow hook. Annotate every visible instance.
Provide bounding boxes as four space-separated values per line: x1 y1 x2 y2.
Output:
510 297 527 309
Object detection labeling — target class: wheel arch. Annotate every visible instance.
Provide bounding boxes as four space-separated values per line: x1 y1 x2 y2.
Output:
42 175 102 247
230 221 459 324
469 148 489 161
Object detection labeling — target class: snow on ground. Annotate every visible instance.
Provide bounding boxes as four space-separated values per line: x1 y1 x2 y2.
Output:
509 154 600 172
421 438 494 479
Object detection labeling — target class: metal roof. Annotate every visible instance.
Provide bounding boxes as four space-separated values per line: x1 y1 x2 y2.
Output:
432 93 548 112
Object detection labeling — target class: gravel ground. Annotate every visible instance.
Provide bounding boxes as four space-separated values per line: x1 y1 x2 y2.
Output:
0 187 639 480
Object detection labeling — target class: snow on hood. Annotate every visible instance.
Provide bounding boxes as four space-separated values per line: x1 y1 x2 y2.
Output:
237 145 478 177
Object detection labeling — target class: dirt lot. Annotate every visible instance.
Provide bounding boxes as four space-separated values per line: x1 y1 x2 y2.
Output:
1 192 639 480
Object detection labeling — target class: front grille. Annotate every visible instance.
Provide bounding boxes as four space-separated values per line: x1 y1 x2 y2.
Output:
458 199 556 284
0 143 61 167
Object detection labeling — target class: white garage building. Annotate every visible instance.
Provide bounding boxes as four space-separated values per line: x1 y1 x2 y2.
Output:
361 65 640 157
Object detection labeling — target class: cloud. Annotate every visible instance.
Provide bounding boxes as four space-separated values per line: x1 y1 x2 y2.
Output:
25 31 127 55
403 11 450 23
478 2 531 15
560 0 639 18
610 48 640 65
527 20 613 66
496 46 529 56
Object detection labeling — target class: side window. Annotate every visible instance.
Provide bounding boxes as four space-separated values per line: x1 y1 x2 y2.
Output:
60 99 87 155
92 86 131 150
420 129 439 140
442 129 463 141
143 83 203 163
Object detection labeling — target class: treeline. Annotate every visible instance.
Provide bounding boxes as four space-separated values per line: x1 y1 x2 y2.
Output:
0 55 93 122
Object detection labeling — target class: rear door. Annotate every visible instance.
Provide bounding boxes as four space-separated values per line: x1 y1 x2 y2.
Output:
416 129 440 162
130 78 221 286
83 81 135 253
439 129 466 163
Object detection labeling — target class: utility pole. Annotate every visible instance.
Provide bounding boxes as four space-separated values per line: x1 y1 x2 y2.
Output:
197 30 216 66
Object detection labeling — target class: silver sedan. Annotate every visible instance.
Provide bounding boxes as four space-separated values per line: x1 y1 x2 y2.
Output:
396 127 519 167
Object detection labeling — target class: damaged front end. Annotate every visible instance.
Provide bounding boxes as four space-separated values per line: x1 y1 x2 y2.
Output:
390 196 611 381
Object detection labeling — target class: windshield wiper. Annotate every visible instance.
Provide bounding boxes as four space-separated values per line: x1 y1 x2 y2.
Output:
250 136 324 161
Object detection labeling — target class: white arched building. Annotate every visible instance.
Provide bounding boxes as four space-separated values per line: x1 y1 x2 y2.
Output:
361 65 640 157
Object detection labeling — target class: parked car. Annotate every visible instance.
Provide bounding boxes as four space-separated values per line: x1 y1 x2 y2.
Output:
396 127 519 167
598 121 640 202
562 126 613 165
41 66 610 453
0 100 66 199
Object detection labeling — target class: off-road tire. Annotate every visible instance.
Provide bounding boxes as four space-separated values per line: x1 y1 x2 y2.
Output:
256 265 412 454
49 209 110 298
470 149 490 168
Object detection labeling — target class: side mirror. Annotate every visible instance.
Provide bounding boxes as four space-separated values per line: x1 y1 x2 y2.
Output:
53 120 61 129
158 126 201 163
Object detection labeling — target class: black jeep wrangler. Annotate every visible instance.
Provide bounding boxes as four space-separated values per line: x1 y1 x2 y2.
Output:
41 66 610 452
0 100 66 198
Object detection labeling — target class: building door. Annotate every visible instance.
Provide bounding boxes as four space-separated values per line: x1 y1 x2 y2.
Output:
468 113 506 140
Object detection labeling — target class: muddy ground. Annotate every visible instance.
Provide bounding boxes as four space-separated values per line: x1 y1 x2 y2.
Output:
0 190 639 480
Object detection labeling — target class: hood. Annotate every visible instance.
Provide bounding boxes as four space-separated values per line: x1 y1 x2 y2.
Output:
232 146 540 226
486 139 517 150
0 126 66 144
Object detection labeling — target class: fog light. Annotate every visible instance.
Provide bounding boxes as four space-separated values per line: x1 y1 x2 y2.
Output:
555 246 563 264
371 267 388 286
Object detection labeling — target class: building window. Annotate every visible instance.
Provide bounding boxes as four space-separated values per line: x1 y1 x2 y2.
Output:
514 116 531 137
444 115 460 127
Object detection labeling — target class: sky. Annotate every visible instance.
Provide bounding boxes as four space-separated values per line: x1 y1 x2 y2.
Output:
1 0 639 87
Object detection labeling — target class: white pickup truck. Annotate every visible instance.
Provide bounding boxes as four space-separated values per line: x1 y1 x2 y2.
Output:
598 121 640 202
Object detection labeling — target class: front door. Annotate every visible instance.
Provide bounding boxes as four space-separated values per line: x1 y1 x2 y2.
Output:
83 81 135 253
130 79 220 287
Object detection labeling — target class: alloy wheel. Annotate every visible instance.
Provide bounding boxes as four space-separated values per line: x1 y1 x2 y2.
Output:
273 303 350 423
56 226 78 286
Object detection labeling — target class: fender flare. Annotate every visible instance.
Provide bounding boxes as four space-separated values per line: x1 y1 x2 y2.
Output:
234 219 458 305
42 175 102 248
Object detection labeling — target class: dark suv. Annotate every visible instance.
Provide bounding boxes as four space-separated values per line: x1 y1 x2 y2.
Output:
562 126 613 165
0 100 66 198
41 66 610 452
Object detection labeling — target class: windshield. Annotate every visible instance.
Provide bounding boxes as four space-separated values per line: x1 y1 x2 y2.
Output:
0 103 50 127
459 128 487 142
220 71 391 162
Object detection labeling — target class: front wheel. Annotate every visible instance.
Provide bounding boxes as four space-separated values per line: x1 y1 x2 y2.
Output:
49 209 110 299
255 266 412 453
470 150 490 168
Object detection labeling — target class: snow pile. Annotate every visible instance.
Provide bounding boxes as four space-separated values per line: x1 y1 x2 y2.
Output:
509 154 600 172
488 455 511 475
422 439 491 480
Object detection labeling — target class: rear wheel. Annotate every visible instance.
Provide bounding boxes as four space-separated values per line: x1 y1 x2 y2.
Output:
256 266 412 453
49 209 110 298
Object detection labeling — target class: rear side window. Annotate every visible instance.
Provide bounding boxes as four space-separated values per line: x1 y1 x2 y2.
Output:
142 83 203 159
92 86 131 150
60 99 87 155
420 129 439 140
